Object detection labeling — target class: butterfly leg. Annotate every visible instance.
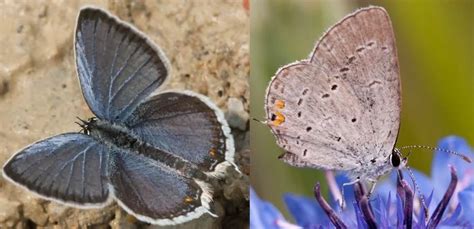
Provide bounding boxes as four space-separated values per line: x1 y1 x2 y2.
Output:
367 178 377 199
340 177 360 209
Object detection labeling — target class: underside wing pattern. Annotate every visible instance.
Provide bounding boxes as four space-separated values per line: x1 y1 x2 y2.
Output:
265 7 401 175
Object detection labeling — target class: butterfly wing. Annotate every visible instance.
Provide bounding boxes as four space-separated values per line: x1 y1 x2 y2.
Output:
75 7 169 122
109 149 212 225
2 133 111 207
125 91 234 175
265 6 400 170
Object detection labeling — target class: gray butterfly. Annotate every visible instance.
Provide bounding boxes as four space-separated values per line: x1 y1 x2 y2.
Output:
3 6 236 225
265 6 402 195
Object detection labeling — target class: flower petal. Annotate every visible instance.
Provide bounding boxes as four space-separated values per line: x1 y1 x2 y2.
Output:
334 173 356 207
372 195 389 228
400 180 414 228
359 195 377 228
353 202 367 229
457 185 474 226
432 136 473 194
427 165 458 228
441 203 462 225
251 187 288 229
283 192 328 227
313 183 348 228
375 169 433 207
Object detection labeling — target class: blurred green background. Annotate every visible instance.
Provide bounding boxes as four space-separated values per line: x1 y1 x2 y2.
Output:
250 0 473 219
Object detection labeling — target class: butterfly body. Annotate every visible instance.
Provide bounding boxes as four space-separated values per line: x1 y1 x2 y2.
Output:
349 156 394 181
85 118 138 148
81 117 207 179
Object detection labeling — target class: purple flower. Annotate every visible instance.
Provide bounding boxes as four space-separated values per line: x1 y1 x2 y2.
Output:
250 187 301 229
376 136 474 227
250 136 473 228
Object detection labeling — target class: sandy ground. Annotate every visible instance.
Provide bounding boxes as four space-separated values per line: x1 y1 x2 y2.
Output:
0 0 249 228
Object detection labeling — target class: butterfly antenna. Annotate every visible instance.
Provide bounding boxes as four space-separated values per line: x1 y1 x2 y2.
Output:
406 165 429 220
252 117 267 125
76 116 86 122
74 121 85 128
400 145 471 163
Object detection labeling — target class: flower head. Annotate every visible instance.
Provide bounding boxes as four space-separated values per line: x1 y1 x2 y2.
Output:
250 136 473 228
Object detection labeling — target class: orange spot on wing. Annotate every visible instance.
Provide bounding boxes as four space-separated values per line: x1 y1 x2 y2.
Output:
275 99 285 109
272 111 285 126
209 148 217 157
184 196 194 204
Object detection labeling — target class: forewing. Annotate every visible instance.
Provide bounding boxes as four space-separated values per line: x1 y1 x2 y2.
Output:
109 149 212 225
265 7 400 170
75 7 169 122
2 133 110 207
125 91 234 173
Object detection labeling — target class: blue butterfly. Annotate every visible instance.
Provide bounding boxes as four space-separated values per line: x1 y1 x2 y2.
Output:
2 6 236 225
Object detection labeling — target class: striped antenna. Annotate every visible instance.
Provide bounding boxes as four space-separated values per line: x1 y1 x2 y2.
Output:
400 145 471 163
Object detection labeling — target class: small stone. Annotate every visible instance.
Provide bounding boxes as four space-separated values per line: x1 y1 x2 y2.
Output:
225 98 249 131
0 79 9 96
0 196 21 226
46 202 69 224
23 198 48 226
109 208 138 229
74 206 114 227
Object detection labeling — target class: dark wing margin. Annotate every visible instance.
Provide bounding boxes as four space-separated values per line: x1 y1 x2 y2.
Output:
75 6 170 122
109 149 214 225
2 133 111 207
125 91 237 176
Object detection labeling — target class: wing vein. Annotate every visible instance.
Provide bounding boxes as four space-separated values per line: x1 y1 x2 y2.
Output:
81 147 88 200
19 141 76 176
91 19 99 95
107 39 141 110
51 143 94 199
120 162 151 213
109 56 152 105
106 30 127 117
131 110 204 127
98 147 104 196
115 76 160 120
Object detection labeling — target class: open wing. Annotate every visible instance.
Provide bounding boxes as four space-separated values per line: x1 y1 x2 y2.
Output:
75 7 169 122
2 133 111 207
125 91 235 174
265 6 401 170
109 149 213 225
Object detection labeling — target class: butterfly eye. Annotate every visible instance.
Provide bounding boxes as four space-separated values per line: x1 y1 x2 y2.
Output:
390 151 401 167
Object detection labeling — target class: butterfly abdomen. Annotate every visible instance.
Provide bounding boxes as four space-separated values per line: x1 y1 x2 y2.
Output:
88 119 210 182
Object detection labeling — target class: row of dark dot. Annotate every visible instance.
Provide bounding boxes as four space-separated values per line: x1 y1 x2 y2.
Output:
296 42 388 159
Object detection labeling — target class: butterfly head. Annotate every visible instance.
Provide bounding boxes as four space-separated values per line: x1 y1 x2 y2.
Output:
390 148 408 169
75 117 97 135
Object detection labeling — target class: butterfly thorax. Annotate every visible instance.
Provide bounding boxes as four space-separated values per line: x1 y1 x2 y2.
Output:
348 149 406 182
85 118 138 149
82 118 210 182
349 158 393 181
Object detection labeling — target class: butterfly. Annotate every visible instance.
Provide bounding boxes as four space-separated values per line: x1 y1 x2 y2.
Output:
3 6 236 225
265 6 402 197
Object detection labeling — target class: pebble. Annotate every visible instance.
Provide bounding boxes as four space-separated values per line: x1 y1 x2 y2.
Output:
226 97 249 131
